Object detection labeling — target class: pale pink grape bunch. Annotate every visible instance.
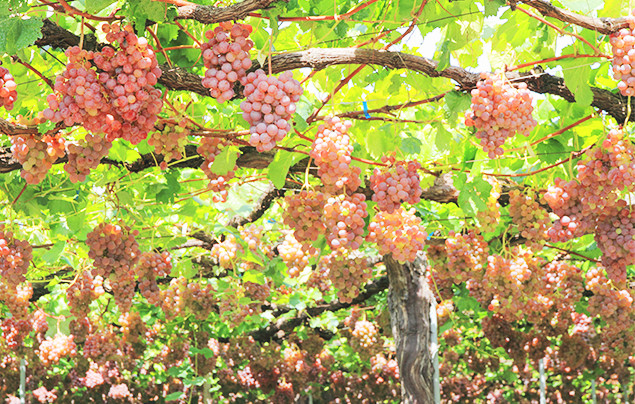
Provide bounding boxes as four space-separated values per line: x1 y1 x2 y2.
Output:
350 320 381 350
42 47 112 132
137 252 172 306
66 270 104 317
86 222 140 278
110 269 136 313
83 331 120 362
1 317 31 351
10 134 65 184
241 69 303 151
278 233 316 277
64 133 112 182
38 334 77 366
148 121 189 170
201 22 254 102
82 368 105 388
108 384 131 399
611 12 635 96
322 193 368 250
320 251 372 303
595 203 635 284
197 136 236 202
311 117 361 192
94 23 163 143
478 177 501 233
0 281 32 319
366 207 427 263
370 155 422 213
211 234 239 269
508 189 550 250
543 178 592 242
182 280 216 320
283 190 327 249
32 387 57 404
0 63 18 110
0 226 33 287
465 72 537 158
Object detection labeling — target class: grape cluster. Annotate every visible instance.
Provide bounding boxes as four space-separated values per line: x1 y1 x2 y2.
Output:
508 189 550 250
478 176 501 233
241 69 303 151
43 23 163 144
465 72 537 158
136 252 172 306
370 155 422 212
108 384 131 399
64 133 112 183
0 227 32 287
350 320 382 352
182 281 217 320
111 270 137 313
11 134 65 184
322 193 368 250
0 63 17 110
32 387 57 403
595 205 635 284
83 331 120 362
38 334 77 366
1 317 31 350
197 136 236 202
66 270 104 317
0 281 32 319
82 369 105 388
86 222 140 278
366 207 427 262
201 22 254 102
278 233 315 277
320 252 372 303
310 117 361 192
283 190 327 248
211 234 239 268
611 12 635 96
148 121 189 170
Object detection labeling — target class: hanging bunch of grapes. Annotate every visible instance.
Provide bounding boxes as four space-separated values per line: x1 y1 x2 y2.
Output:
201 22 254 102
0 62 18 110
465 72 537 158
241 69 303 152
11 134 65 184
611 11 635 96
370 155 422 213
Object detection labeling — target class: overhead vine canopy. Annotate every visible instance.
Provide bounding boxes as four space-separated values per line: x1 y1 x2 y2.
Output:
1 0 635 403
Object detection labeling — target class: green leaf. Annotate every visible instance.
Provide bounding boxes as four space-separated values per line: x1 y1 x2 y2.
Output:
85 0 117 13
41 241 65 264
561 57 593 107
165 392 185 402
0 16 43 55
433 122 451 151
210 146 240 175
122 0 177 32
484 0 506 16
444 90 471 123
267 150 303 189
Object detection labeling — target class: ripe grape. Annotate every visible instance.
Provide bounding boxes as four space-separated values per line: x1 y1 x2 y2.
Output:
0 226 33 287
38 334 77 366
508 188 550 250
108 384 131 399
240 69 303 152
11 134 65 184
32 387 57 403
86 222 140 278
283 190 327 248
478 177 501 233
319 251 372 303
322 193 367 250
465 72 537 158
370 155 422 213
367 207 427 262
66 270 104 317
611 12 635 96
148 121 189 170
0 63 18 110
278 233 316 277
310 117 361 192
201 22 254 102
64 133 112 183
197 136 236 202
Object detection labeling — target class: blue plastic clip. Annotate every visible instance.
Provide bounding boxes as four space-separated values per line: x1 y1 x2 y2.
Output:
362 100 371 119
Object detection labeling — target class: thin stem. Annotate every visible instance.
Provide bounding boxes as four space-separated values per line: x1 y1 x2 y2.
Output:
506 113 594 153
483 145 592 178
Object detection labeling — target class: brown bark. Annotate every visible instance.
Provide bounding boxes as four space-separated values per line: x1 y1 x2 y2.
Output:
176 0 282 24
385 254 435 404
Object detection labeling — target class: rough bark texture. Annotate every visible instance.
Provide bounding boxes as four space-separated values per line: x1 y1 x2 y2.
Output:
176 0 282 23
385 254 435 404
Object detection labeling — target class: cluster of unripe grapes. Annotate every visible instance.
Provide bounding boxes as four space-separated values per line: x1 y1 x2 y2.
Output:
465 72 537 158
323 193 368 250
11 134 65 184
38 334 77 366
64 133 112 182
86 222 140 279
0 226 33 286
370 156 421 212
611 11 635 96
311 117 361 192
478 177 501 233
201 22 254 102
44 23 163 144
0 63 18 110
241 69 303 152
278 233 315 277
367 207 427 263
148 121 189 170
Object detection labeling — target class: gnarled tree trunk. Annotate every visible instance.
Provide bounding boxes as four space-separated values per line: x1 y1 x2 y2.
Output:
385 254 435 403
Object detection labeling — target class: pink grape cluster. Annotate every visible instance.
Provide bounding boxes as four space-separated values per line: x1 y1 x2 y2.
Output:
322 193 368 250
66 270 104 317
595 204 635 284
508 189 550 250
320 252 372 303
610 12 635 96
0 282 32 319
86 222 140 278
201 22 254 102
367 208 427 262
0 63 18 110
278 233 315 277
136 252 172 306
83 331 120 362
0 227 33 287
64 133 112 183
310 117 361 192
11 134 65 184
465 72 537 158
32 387 57 403
43 23 163 144
182 281 217 320
108 384 131 399
1 317 31 350
241 69 303 151
211 234 239 268
478 177 501 233
350 320 381 351
197 136 236 202
283 190 327 247
148 121 189 170
38 334 77 366
370 155 422 213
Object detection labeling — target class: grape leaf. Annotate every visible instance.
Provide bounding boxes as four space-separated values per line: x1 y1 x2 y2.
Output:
267 149 303 189
0 16 42 55
210 146 240 175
